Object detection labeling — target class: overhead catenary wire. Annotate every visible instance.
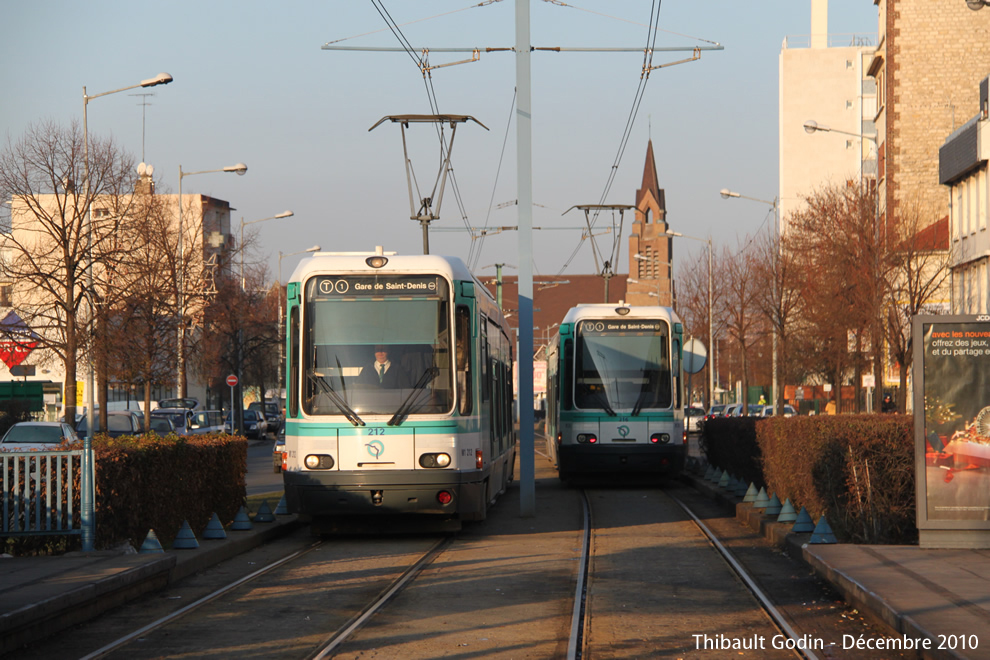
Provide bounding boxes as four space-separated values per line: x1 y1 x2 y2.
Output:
556 0 663 276
470 88 517 270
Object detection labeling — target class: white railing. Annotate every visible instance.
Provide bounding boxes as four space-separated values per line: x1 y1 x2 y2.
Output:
2 450 84 536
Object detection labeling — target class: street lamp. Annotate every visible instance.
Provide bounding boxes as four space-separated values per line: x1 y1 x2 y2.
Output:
720 188 780 415
278 245 321 396
80 72 173 552
176 162 247 398
241 210 295 289
663 230 714 411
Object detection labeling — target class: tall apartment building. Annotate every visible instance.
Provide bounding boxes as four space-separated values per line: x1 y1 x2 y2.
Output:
779 0 877 231
871 0 990 238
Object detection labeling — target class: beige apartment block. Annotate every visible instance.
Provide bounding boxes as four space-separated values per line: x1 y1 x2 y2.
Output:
779 0 876 232
2 179 234 408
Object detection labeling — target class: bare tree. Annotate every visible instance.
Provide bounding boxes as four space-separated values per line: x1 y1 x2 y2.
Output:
750 225 803 414
0 120 134 423
787 183 881 412
719 240 764 413
885 197 952 412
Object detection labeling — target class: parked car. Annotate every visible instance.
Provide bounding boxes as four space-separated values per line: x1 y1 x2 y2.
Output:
75 410 144 438
0 422 79 450
703 404 726 424
148 416 176 435
755 404 798 418
156 397 200 410
273 426 285 473
248 401 284 434
224 410 268 439
150 408 223 436
684 405 706 434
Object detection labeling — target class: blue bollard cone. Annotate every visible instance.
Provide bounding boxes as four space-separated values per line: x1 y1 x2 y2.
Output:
777 498 798 523
742 483 758 502
764 493 782 516
201 512 227 540
810 516 838 544
230 505 253 531
274 495 289 515
140 529 164 554
253 500 275 523
753 487 770 509
792 507 815 533
172 520 200 549
718 471 730 488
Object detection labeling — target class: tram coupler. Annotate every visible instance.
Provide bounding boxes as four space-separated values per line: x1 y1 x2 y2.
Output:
371 490 384 506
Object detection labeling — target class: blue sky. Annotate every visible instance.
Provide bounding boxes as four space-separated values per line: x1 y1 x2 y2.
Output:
0 1 877 282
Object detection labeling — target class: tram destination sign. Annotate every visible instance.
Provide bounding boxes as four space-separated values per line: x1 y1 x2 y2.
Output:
579 320 664 335
312 275 445 298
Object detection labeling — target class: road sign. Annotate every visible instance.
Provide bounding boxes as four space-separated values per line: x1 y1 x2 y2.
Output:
682 337 708 374
226 374 238 387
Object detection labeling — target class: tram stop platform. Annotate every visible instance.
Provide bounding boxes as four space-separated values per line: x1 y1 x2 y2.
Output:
1 473 988 659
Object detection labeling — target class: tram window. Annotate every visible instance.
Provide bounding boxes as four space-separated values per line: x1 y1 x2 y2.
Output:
289 306 300 418
562 338 574 410
456 306 472 416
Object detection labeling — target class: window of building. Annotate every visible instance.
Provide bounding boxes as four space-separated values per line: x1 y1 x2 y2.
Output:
0 285 11 307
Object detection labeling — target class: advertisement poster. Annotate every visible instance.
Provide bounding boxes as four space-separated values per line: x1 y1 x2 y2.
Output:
919 318 990 522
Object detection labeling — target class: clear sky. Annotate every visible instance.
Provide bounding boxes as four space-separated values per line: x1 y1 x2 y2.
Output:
0 1 877 284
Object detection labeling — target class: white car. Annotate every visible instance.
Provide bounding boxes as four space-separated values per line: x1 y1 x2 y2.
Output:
756 404 798 417
684 406 706 434
0 421 80 450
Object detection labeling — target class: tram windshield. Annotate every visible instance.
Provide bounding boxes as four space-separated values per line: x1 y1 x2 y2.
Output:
302 274 453 419
573 318 672 412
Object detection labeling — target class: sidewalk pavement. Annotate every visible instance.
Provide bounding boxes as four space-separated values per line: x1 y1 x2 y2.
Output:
688 465 990 660
2 471 988 659
0 509 300 656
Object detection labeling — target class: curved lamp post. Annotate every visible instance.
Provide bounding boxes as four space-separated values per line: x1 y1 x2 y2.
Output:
662 230 714 411
720 188 780 415
241 211 294 289
81 72 173 552
176 162 247 397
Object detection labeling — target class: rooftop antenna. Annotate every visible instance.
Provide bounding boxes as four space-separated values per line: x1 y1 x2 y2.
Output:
369 114 488 254
129 92 155 162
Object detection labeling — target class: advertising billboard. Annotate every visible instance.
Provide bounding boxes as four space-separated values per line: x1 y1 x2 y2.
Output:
913 315 990 547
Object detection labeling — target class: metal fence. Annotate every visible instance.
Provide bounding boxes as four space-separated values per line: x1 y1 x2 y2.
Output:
2 450 84 536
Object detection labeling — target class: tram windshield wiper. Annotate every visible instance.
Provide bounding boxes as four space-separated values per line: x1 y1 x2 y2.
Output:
631 372 655 417
309 372 365 426
592 389 617 417
388 367 440 426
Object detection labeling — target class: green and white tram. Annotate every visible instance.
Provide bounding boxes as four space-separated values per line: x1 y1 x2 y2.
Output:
281 248 515 528
545 303 686 480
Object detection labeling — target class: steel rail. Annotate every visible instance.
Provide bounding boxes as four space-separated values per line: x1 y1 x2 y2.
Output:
309 535 453 659
567 490 592 660
669 493 821 660
79 540 325 660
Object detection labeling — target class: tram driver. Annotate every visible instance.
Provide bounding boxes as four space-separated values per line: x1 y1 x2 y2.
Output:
358 345 410 389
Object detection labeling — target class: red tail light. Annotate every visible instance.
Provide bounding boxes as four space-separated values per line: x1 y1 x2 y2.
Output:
476 449 483 469
437 490 453 505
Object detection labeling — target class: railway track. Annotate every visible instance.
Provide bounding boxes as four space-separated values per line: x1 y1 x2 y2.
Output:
15 461 907 659
566 487 820 660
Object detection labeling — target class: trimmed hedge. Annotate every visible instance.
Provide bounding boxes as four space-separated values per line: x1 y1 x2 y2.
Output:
2 432 247 554
701 415 916 544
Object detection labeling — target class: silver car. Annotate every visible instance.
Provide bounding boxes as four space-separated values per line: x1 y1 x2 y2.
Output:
0 422 80 450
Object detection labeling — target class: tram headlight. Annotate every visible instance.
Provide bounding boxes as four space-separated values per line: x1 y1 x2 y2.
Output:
419 452 452 468
304 454 335 469
576 433 597 444
366 255 388 268
650 433 671 444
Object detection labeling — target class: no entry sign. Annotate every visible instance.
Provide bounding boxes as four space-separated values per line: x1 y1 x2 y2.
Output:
226 374 238 387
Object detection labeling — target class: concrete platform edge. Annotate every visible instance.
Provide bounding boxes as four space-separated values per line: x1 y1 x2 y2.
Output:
0 514 301 657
